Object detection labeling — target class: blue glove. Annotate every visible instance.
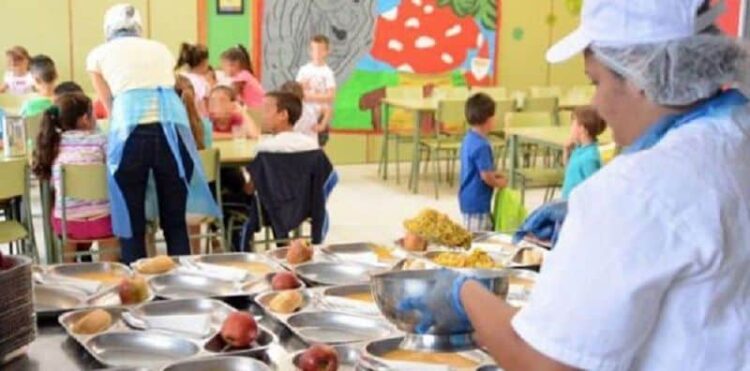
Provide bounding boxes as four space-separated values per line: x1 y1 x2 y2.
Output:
396 269 491 335
513 200 568 246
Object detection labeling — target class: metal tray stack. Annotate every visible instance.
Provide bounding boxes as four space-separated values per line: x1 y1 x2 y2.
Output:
0 255 34 364
58 298 276 369
363 337 495 371
33 262 156 320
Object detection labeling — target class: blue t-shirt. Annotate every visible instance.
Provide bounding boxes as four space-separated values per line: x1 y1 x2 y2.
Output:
459 130 495 213
562 143 601 199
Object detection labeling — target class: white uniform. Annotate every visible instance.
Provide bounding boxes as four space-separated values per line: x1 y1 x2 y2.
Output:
512 104 750 370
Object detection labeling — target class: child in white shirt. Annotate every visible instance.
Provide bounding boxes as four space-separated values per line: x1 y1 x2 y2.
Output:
280 80 324 145
295 35 336 146
1 46 34 95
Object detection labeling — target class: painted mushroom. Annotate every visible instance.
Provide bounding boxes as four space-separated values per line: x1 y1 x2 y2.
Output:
371 0 483 75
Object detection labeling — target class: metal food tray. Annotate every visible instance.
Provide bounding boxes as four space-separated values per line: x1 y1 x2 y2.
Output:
161 355 273 371
265 246 333 270
294 261 385 286
192 253 285 276
58 298 277 369
284 311 396 345
288 344 361 371
149 272 306 300
320 242 405 269
256 285 380 323
130 256 180 276
363 336 494 371
506 269 539 308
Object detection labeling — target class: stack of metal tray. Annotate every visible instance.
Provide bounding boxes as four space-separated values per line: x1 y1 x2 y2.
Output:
33 262 156 319
58 298 276 369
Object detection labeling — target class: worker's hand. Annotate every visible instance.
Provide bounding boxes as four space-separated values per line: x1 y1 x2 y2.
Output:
513 200 568 246
396 269 490 334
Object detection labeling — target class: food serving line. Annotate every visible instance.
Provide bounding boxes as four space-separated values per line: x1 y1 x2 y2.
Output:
4 215 546 371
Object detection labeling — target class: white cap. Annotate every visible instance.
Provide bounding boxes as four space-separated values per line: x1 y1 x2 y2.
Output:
546 0 724 63
103 3 143 39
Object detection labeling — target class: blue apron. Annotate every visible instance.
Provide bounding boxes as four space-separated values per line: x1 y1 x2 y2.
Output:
107 87 221 238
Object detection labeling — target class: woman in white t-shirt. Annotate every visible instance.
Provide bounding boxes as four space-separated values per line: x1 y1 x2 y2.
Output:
1 46 34 95
88 4 219 264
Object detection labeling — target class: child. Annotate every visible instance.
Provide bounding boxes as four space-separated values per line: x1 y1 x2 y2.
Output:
256 91 319 153
279 81 328 145
295 35 336 146
20 55 57 117
208 85 258 140
459 93 507 232
561 106 606 199
175 75 210 149
53 81 84 98
32 93 119 262
175 42 210 118
1 46 34 95
220 44 264 108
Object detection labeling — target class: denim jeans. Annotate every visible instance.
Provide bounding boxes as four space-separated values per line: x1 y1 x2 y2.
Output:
114 124 193 263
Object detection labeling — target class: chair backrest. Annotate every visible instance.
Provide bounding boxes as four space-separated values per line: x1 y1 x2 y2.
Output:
61 164 108 201
199 148 220 183
0 94 32 112
472 87 507 100
493 99 517 132
505 112 555 129
557 110 573 128
432 86 469 100
0 159 26 199
523 96 559 112
385 86 423 100
24 114 44 147
436 99 467 134
529 86 563 98
246 107 263 130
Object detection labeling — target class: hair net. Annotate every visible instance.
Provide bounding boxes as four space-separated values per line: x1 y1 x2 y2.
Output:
591 34 750 106
104 4 143 40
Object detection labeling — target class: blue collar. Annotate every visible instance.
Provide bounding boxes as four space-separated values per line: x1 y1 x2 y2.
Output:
624 89 748 154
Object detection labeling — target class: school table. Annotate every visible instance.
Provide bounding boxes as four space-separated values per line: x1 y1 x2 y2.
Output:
212 138 258 167
505 125 613 187
378 97 439 194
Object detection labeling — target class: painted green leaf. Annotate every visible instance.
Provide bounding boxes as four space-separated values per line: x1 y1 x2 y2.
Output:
454 0 480 17
436 0 497 30
477 0 497 30
438 0 452 7
512 27 525 41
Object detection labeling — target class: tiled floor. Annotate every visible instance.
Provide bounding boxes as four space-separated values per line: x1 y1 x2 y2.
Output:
10 163 548 262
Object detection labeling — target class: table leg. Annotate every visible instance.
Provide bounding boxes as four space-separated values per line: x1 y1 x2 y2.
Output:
409 110 422 194
509 134 519 189
39 180 55 264
378 102 390 180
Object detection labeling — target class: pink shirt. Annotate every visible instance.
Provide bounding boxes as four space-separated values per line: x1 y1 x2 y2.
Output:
233 70 264 108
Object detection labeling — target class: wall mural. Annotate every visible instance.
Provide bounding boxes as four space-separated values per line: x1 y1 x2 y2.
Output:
262 0 498 131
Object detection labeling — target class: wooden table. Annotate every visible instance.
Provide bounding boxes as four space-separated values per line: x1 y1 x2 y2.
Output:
505 125 613 186
212 138 258 167
378 98 439 193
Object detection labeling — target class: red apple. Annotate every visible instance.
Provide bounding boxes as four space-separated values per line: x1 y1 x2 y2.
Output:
271 271 301 290
220 311 258 349
118 276 149 305
286 239 313 264
299 344 339 371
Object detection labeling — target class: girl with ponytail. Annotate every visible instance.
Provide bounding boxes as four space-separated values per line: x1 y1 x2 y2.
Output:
220 44 265 108
32 93 119 262
176 42 210 117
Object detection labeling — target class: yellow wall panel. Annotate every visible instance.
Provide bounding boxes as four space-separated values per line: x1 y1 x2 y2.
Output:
149 0 198 56
70 0 149 91
499 0 551 91
0 0 71 82
548 1 588 87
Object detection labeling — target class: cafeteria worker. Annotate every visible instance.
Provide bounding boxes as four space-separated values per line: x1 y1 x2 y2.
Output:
88 4 219 264
412 0 750 369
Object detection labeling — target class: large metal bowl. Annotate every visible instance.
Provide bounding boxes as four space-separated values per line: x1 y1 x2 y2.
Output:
370 268 508 349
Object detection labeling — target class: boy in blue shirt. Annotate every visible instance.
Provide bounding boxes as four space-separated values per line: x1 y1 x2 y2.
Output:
459 93 508 232
561 106 606 199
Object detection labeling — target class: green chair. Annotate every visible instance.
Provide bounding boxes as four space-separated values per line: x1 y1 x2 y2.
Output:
0 159 38 261
472 86 508 100
419 99 466 199
489 98 517 167
432 86 470 100
378 86 425 185
503 112 564 205
194 148 226 254
24 114 43 146
529 85 563 98
58 163 118 262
